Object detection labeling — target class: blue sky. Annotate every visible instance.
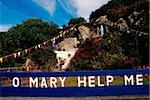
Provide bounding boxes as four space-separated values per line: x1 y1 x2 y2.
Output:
0 0 110 31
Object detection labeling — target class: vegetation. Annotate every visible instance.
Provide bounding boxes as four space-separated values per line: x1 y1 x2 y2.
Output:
27 48 57 70
0 18 59 54
69 0 149 71
68 17 86 26
69 59 92 71
0 18 58 68
90 0 149 32
70 29 148 71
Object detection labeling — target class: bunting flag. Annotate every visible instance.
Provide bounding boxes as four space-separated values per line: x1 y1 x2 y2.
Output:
46 41 49 46
71 27 74 31
56 35 59 39
35 45 38 49
43 42 46 46
38 44 41 48
53 38 56 43
60 34 63 37
13 53 17 59
9 54 13 60
28 47 33 53
0 33 64 63
17 52 21 57
0 57 3 63
25 49 28 53
44 41 49 47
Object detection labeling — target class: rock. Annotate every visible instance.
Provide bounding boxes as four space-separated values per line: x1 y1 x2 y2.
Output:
128 11 142 25
54 48 78 70
133 11 140 17
25 59 38 71
58 38 79 51
95 15 108 24
78 25 91 41
117 18 129 31
128 16 134 23
91 31 100 39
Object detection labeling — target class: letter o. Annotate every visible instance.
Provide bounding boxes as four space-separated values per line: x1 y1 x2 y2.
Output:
12 77 20 87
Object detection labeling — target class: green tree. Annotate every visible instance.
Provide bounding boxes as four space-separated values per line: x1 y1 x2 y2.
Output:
0 18 59 68
1 18 59 55
68 17 86 25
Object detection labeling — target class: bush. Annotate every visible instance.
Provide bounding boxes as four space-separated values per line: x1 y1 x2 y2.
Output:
69 59 92 71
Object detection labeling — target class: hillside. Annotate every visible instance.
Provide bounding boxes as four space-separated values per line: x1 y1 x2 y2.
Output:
68 0 149 71
90 0 149 32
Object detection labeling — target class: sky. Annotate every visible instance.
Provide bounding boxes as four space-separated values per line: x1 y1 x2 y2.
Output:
0 0 110 32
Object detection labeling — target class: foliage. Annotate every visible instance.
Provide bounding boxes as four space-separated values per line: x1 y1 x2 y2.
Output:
86 0 149 70
0 18 59 55
69 28 146 70
0 18 59 68
90 0 148 23
69 59 92 71
90 31 127 70
68 17 86 25
27 48 57 70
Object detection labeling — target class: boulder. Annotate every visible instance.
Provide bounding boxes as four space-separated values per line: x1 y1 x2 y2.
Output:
117 18 129 31
25 58 38 71
58 38 79 51
78 25 91 41
95 15 108 24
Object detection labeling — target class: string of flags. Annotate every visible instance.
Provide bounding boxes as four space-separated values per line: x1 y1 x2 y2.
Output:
0 32 66 64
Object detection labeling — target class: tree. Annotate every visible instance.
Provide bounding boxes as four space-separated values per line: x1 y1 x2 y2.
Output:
0 18 59 68
68 17 86 25
1 18 59 55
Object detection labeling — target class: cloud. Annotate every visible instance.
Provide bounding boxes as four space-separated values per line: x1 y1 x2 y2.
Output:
70 0 110 19
57 0 76 17
32 0 56 16
0 24 13 32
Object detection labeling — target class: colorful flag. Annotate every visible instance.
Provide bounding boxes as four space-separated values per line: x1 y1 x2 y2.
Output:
17 52 21 57
60 34 63 37
43 42 46 46
0 57 3 63
35 45 38 49
28 47 33 53
13 53 17 58
38 44 41 48
25 49 28 53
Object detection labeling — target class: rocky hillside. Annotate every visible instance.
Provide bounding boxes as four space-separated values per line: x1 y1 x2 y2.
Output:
66 0 149 71
23 0 148 71
90 0 149 32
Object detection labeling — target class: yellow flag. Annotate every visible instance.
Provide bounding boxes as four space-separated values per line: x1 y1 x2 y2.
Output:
13 53 17 58
0 57 3 63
